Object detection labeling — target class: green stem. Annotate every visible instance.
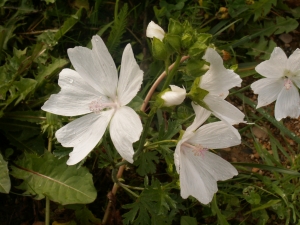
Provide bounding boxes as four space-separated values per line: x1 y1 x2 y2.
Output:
144 139 177 149
162 55 181 90
45 137 52 225
133 107 156 160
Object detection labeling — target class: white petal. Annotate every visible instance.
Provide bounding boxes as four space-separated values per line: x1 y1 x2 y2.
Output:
287 48 300 73
179 147 238 204
109 106 142 163
42 69 101 116
161 85 186 107
185 103 211 133
251 78 283 108
292 76 300 89
188 121 241 149
201 48 242 97
117 44 144 106
146 21 165 41
55 110 114 165
255 47 287 79
67 35 118 98
204 95 245 125
275 84 300 120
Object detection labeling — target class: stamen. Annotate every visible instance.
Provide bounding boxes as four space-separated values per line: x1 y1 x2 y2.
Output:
284 78 292 90
89 97 117 113
183 142 208 157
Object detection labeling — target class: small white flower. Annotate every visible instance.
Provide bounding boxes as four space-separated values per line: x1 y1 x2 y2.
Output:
174 103 239 204
161 85 186 107
146 21 165 41
42 35 143 165
199 48 245 124
251 47 300 120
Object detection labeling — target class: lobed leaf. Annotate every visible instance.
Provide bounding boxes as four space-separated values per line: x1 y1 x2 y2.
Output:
0 153 11 193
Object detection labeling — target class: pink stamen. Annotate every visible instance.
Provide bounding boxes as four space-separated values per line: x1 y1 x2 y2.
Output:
284 78 292 90
89 97 117 113
183 142 208 157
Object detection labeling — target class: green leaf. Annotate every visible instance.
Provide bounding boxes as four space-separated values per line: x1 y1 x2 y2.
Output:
250 0 276 21
54 8 83 41
245 200 281 215
0 153 10 193
181 216 197 225
134 151 159 176
74 206 101 225
106 3 128 53
123 178 176 225
10 152 97 205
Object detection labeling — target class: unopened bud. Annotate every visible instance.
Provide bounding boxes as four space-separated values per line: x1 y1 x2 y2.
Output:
161 85 186 107
146 21 165 41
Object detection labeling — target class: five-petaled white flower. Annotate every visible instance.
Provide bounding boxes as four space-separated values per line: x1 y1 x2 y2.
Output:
161 85 186 107
174 103 240 204
42 35 143 165
146 21 165 41
199 48 245 124
251 47 300 120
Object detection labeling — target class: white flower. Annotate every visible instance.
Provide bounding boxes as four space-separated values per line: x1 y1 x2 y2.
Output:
42 35 143 165
161 85 186 107
174 103 239 204
199 48 245 124
146 21 165 41
251 47 300 120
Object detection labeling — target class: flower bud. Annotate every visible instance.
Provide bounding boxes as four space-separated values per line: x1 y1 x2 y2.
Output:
146 21 165 41
164 34 181 52
168 19 183 35
161 85 186 107
152 37 169 60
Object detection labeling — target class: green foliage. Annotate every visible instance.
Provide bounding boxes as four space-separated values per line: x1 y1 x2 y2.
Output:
0 153 10 193
106 3 128 53
10 152 97 205
134 151 159 176
123 178 177 225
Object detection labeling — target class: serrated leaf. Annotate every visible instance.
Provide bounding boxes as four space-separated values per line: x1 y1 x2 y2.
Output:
54 8 83 42
123 179 177 225
134 151 159 176
10 152 97 205
250 0 276 21
0 153 11 193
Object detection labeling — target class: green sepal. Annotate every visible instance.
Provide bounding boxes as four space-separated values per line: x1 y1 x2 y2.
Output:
154 88 171 108
164 34 181 53
185 58 208 78
181 32 194 49
187 77 210 110
168 19 183 35
152 37 169 61
188 42 207 58
197 33 212 44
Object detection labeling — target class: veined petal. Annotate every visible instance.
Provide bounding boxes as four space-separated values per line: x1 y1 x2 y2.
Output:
292 76 300 89
42 69 100 116
255 47 287 79
275 84 300 120
251 78 283 108
146 21 165 41
117 44 144 106
109 106 142 163
201 48 242 96
67 35 118 98
186 103 211 133
55 110 114 165
179 147 238 204
204 95 245 125
287 48 300 73
188 121 241 149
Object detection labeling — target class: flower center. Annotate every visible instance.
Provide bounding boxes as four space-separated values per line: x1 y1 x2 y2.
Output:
182 142 208 157
283 78 292 90
89 97 119 113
